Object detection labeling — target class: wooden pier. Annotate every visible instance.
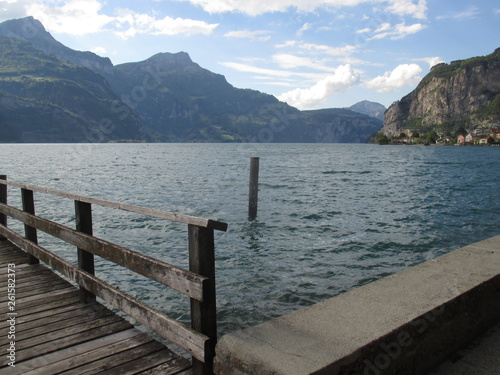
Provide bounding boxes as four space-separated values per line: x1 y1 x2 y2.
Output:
0 176 227 374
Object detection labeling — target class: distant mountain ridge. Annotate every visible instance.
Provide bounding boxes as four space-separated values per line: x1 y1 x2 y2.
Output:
382 48 500 137
0 17 382 143
348 100 386 121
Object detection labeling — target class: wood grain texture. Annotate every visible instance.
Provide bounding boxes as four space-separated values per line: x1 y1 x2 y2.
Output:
0 240 192 374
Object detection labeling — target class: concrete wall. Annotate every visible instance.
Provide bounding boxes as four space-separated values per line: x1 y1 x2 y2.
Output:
214 235 500 375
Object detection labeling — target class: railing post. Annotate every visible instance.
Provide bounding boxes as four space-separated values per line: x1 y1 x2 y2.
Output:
75 200 96 303
189 224 217 375
0 175 6 240
21 188 40 264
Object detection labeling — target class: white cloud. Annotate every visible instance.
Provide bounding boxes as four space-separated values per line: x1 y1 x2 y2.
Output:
356 27 371 34
277 64 359 109
436 6 481 20
367 22 426 40
181 0 364 16
219 62 296 78
180 0 428 19
272 54 314 69
299 43 358 56
0 0 31 21
224 30 271 41
27 0 113 35
413 56 444 68
276 40 298 48
385 0 427 19
296 22 311 36
363 63 422 92
24 0 217 37
114 10 218 39
91 46 107 56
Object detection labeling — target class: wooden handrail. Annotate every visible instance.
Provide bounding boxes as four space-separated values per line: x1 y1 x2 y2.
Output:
0 179 228 231
0 177 224 374
0 202 207 301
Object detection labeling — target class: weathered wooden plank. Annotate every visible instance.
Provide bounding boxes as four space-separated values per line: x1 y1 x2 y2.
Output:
0 289 79 314
0 256 26 266
13 319 134 363
0 205 206 301
0 266 54 281
1 313 126 352
0 240 197 374
0 302 89 330
0 179 227 231
98 349 190 375
0 265 69 283
0 280 72 301
0 306 116 346
0 278 70 295
17 330 151 375
67 340 167 375
9 329 142 374
0 225 209 362
0 262 32 274
0 267 54 282
1 292 81 317
140 357 193 375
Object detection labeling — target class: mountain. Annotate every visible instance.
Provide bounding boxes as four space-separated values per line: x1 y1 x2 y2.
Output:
348 100 386 121
0 16 114 76
382 49 500 137
106 52 292 142
0 17 382 143
0 36 147 142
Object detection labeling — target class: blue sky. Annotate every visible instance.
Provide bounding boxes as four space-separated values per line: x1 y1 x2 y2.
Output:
1 0 499 109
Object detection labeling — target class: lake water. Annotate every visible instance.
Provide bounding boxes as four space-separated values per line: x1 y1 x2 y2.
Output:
1 143 499 335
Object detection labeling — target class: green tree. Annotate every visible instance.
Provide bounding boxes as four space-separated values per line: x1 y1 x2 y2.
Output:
425 130 439 144
376 132 390 145
456 126 467 137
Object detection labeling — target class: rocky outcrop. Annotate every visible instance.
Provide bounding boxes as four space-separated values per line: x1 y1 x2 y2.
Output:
382 49 500 137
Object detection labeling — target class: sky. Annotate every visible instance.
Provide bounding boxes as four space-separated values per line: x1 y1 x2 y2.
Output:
1 0 499 110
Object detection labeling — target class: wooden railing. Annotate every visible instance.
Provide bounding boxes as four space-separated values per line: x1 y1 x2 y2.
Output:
0 175 227 375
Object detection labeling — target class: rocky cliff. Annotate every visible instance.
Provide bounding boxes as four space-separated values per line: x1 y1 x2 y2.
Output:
382 49 500 137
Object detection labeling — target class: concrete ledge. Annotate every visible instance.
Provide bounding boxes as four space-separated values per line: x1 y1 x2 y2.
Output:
214 235 500 375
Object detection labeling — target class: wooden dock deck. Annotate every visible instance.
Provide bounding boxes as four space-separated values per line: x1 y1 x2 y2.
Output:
0 239 192 374
0 176 228 375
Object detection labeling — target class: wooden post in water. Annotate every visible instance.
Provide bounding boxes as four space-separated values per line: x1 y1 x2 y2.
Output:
21 188 40 265
0 175 6 240
189 224 217 375
248 157 260 220
75 200 96 303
